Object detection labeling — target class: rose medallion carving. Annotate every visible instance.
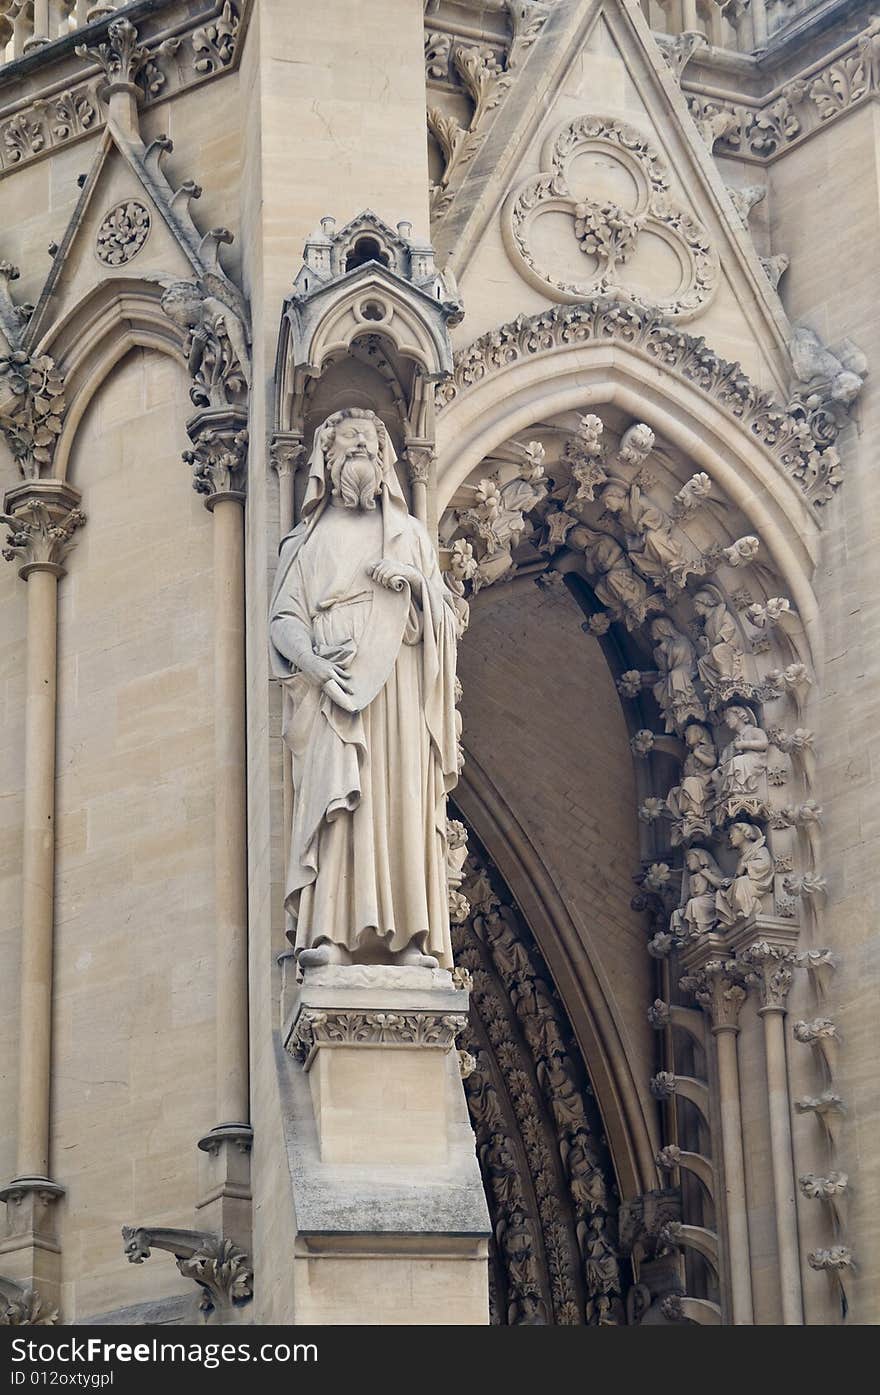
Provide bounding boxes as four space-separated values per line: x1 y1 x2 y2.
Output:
502 115 718 320
95 200 151 267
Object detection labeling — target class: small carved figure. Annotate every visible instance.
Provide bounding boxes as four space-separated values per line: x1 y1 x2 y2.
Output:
693 586 748 696
600 478 690 588
482 1131 520 1212
565 1128 608 1214
649 617 706 733
583 1215 621 1298
714 822 774 928
665 723 716 841
570 526 662 630
160 279 250 408
670 847 726 939
712 704 769 822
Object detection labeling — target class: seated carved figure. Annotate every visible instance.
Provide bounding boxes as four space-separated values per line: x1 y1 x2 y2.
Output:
670 847 726 939
666 723 717 842
712 704 769 823
693 586 749 699
714 822 774 929
649 617 706 734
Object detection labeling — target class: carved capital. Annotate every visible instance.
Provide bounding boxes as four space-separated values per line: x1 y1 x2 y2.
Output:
269 433 304 478
0 351 66 479
122 1226 252 1319
183 410 248 505
742 940 796 1012
679 959 746 1031
1 483 85 578
287 1006 469 1068
404 442 435 486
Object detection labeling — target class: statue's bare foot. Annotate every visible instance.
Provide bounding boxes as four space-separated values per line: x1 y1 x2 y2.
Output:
298 941 349 968
395 945 439 968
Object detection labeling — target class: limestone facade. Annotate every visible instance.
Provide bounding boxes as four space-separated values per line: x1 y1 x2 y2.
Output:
0 0 877 1326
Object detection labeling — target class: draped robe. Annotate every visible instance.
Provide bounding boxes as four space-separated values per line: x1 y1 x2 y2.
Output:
269 488 459 966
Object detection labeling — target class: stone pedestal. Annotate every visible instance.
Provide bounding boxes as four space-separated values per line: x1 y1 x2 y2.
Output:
0 1179 64 1319
195 1126 253 1257
281 965 490 1325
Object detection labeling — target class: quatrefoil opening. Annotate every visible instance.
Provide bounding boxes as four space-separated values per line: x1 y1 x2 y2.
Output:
502 115 718 320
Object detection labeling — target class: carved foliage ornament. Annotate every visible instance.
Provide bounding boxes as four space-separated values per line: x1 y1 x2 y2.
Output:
0 351 66 478
436 300 845 507
502 117 717 319
96 200 152 267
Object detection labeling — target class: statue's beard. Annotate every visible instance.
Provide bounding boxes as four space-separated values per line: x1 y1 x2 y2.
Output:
330 450 384 510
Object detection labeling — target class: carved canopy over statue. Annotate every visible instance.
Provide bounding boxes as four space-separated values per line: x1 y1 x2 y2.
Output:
269 409 460 968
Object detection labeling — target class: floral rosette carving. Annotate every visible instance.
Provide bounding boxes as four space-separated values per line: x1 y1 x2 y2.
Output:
96 200 152 267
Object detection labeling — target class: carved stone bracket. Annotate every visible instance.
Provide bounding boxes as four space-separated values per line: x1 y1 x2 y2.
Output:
679 959 746 1032
1 481 85 578
0 1276 58 1327
121 1226 253 1321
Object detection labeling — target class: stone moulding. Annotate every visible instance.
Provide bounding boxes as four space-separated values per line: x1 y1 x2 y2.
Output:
682 18 880 164
0 2 245 179
435 299 845 508
502 115 718 319
286 1007 470 1070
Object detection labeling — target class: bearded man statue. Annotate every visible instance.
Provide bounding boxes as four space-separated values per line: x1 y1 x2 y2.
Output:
269 408 460 969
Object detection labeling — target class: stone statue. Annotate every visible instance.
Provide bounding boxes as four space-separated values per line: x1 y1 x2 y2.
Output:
648 617 706 732
269 408 460 968
714 822 774 928
712 704 769 822
693 586 748 695
665 722 716 841
670 847 726 939
570 525 662 630
600 478 689 588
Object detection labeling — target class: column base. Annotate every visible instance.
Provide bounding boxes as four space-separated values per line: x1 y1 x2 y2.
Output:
280 964 490 1324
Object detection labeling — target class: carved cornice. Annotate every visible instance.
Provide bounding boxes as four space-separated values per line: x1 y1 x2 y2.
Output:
436 300 845 507
122 1225 252 1318
1 480 84 577
0 3 244 180
683 20 880 164
286 1007 468 1068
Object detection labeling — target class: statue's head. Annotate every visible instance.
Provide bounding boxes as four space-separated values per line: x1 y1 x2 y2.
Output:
601 482 627 513
729 820 760 848
318 408 387 511
160 280 204 329
722 703 755 731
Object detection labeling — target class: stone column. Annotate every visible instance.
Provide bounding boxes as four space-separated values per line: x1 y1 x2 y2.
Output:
0 481 84 1312
680 959 754 1324
283 965 490 1324
269 435 303 883
404 443 434 531
744 940 804 1324
183 415 253 1250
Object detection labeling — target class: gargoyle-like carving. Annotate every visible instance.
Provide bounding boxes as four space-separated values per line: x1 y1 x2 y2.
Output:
122 1226 252 1320
656 30 708 81
0 350 66 478
794 1090 845 1151
761 255 790 290
789 326 867 424
161 278 250 410
503 117 717 318
793 1017 840 1081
